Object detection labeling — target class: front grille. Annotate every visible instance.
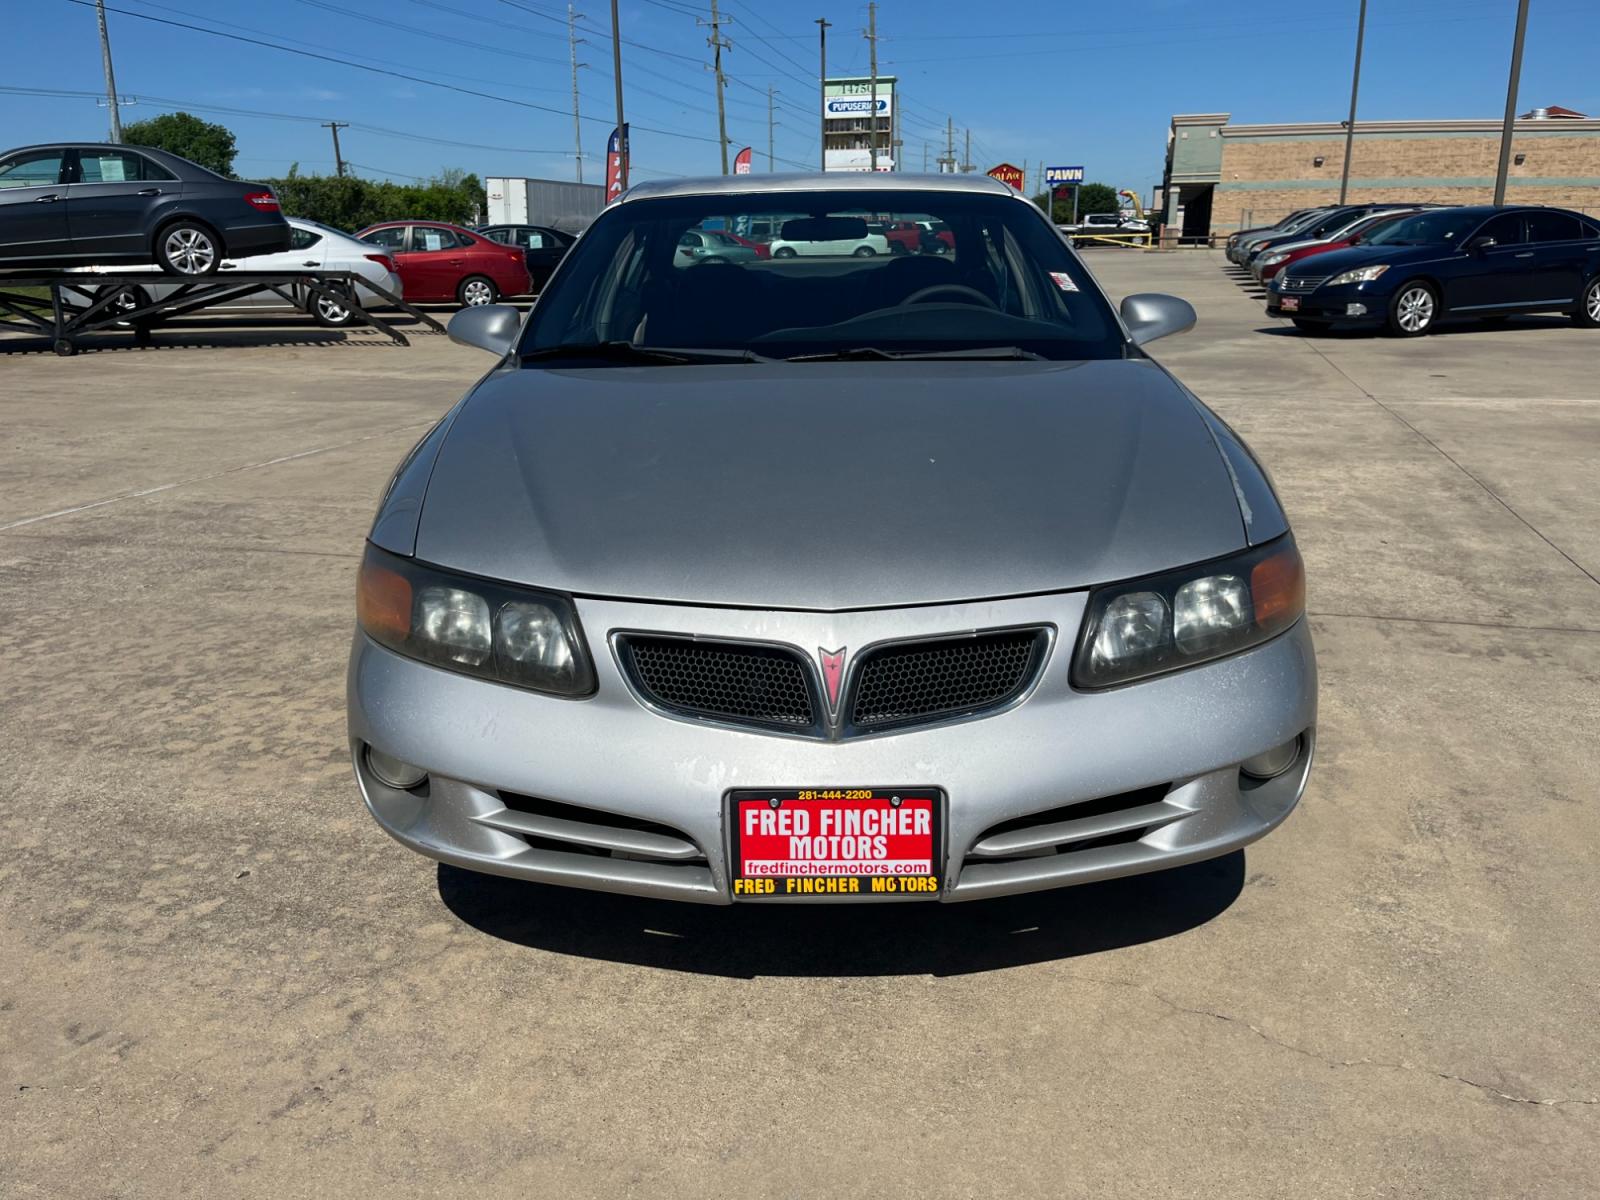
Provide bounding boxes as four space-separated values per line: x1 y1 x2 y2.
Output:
620 636 814 730
850 630 1047 730
1279 273 1329 294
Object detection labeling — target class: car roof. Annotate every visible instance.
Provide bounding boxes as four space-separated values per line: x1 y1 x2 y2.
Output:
619 172 1016 202
3 142 219 177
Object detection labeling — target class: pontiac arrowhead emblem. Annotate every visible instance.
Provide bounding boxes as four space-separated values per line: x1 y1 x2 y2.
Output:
819 647 846 714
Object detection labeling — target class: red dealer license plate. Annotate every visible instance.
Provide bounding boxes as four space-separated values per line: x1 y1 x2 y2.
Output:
1280 295 1301 311
728 788 943 900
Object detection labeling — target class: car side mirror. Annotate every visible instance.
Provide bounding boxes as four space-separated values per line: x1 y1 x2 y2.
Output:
448 303 521 357
1466 235 1496 252
1120 293 1197 346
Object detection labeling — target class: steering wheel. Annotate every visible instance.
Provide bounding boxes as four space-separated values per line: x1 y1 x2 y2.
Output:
902 283 998 310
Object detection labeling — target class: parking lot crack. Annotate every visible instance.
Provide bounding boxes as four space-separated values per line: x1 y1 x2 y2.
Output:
1075 975 1598 1108
0 421 434 531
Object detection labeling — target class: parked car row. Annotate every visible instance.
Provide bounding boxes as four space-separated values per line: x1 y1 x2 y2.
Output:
1251 204 1600 336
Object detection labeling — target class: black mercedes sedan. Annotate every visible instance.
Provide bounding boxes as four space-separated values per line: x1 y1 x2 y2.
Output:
0 143 289 274
1267 205 1600 336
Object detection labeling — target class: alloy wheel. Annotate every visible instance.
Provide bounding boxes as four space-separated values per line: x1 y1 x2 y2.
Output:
317 296 352 323
164 228 216 274
1396 286 1435 333
1588 282 1600 323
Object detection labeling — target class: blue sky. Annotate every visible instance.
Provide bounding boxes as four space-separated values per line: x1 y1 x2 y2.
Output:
9 0 1599 197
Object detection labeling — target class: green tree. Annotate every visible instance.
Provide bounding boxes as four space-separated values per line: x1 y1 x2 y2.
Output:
1076 182 1119 216
1031 181 1122 224
263 169 487 230
122 112 238 177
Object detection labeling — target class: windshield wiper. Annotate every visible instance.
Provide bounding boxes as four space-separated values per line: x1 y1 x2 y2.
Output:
787 345 1047 362
522 341 772 365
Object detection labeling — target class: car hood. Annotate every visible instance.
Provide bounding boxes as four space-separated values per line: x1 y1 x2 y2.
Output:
412 360 1247 610
1296 242 1454 277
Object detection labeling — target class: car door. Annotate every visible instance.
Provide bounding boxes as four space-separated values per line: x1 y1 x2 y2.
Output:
0 148 69 260
399 224 468 301
520 227 566 283
1445 212 1532 311
64 149 178 257
1524 210 1588 308
231 224 327 309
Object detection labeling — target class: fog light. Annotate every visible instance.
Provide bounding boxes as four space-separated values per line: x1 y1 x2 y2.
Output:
1241 736 1301 780
1345 302 1367 317
365 745 427 790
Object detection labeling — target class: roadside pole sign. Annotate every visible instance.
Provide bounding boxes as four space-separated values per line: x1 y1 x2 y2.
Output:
1045 165 1085 186
986 162 1026 191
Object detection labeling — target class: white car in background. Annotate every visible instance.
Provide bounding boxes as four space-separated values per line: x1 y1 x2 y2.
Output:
768 224 892 258
67 217 404 327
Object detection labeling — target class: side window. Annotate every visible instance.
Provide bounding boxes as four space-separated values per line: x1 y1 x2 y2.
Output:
77 151 174 183
0 150 64 188
1583 218 1600 239
289 228 323 251
414 226 457 252
1526 211 1581 242
522 231 548 249
1476 213 1525 246
361 227 408 250
677 232 700 248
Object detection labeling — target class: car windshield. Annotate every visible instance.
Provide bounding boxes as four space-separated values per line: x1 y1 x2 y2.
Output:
519 188 1124 363
1362 209 1485 246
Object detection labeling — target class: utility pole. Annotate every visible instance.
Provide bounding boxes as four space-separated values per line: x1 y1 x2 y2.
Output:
94 0 123 142
568 5 585 183
937 116 955 173
321 121 349 177
701 0 732 174
610 0 627 191
961 128 972 172
767 87 778 171
922 142 928 172
815 18 830 172
1337 0 1366 204
865 2 879 172
1493 0 1532 206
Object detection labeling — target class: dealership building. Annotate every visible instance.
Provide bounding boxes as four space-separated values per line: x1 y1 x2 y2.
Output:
823 76 898 172
1162 109 1600 241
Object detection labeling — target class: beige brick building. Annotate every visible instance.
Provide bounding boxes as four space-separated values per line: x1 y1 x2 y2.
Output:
1161 112 1600 241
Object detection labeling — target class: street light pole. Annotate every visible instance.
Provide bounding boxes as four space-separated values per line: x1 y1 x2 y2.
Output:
815 18 829 172
1338 0 1366 205
1493 0 1532 207
568 4 585 184
94 0 123 143
610 0 627 191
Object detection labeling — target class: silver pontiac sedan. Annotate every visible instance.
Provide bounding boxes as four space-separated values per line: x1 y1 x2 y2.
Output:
348 173 1315 905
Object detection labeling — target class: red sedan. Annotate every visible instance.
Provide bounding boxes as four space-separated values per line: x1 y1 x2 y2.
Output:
1257 210 1417 282
356 221 531 306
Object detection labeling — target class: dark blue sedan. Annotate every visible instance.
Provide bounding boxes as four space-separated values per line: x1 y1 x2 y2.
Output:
1266 206 1600 336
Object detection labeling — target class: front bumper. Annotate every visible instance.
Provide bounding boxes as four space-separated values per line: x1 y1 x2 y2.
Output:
1266 281 1386 326
348 591 1317 904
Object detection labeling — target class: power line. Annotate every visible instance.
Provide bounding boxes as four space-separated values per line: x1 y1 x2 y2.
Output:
52 0 731 149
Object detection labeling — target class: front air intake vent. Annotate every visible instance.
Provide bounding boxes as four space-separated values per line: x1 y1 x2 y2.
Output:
619 635 816 732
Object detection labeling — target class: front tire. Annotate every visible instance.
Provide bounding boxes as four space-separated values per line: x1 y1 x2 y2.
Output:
772 246 797 259
457 275 497 307
156 221 221 275
1387 281 1438 337
1575 276 1600 328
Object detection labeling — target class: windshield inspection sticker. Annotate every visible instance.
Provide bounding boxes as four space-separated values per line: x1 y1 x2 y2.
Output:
1049 271 1078 292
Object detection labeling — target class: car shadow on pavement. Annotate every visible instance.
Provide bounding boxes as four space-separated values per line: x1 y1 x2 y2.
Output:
436 852 1245 978
1254 314 1576 338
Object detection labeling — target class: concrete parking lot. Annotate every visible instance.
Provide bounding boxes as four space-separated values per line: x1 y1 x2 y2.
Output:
2 253 1596 1196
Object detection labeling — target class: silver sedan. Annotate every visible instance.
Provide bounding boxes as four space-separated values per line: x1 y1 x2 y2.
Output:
348 173 1315 905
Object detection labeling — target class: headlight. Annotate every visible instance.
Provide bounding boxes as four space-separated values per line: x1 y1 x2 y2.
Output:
1261 252 1289 266
1072 538 1305 688
1328 264 1389 285
357 543 596 696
